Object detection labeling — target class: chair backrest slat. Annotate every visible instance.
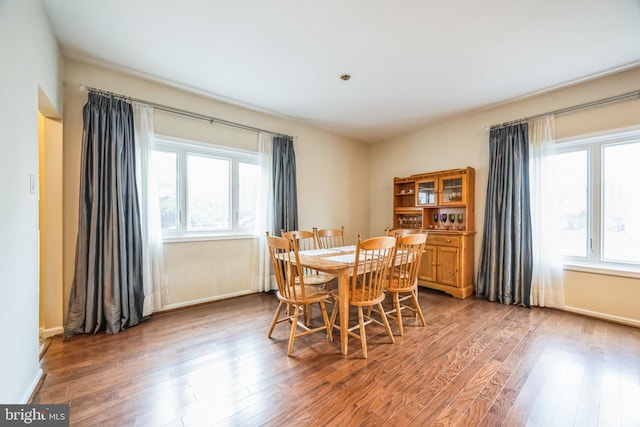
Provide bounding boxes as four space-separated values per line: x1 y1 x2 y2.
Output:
281 229 317 251
281 229 321 277
390 233 427 290
315 226 346 249
386 228 423 237
351 235 396 304
267 233 306 301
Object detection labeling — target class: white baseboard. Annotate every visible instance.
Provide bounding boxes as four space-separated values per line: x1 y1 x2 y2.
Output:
563 305 640 328
40 326 63 339
159 290 258 312
22 368 44 403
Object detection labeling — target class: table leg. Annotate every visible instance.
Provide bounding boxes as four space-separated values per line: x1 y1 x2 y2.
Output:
338 269 349 355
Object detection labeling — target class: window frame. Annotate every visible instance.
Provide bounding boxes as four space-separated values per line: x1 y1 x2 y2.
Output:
553 126 640 276
152 135 259 242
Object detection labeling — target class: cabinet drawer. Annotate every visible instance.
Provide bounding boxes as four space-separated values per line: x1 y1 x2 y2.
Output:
427 234 460 247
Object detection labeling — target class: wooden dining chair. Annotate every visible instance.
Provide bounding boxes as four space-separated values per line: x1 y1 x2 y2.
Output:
281 229 336 324
266 234 332 356
315 226 346 249
376 233 428 336
280 229 316 250
281 229 337 288
328 235 396 358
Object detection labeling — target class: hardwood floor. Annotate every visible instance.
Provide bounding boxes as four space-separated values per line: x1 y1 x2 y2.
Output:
33 289 640 426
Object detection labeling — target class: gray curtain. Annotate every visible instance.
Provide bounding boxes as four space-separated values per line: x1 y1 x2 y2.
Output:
476 123 533 306
272 135 298 233
64 93 145 337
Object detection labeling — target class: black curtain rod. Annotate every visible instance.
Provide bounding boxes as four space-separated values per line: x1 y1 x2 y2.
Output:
79 84 294 139
486 89 640 131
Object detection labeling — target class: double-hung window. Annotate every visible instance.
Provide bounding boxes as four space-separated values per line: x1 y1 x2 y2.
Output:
151 136 259 240
548 127 640 271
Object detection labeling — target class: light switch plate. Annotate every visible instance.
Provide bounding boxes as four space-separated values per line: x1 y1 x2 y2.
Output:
30 173 37 194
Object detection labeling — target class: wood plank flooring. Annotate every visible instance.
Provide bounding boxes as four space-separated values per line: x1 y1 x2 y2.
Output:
33 289 640 426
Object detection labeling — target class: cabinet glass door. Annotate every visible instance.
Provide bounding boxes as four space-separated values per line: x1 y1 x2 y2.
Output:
416 180 437 206
439 175 465 205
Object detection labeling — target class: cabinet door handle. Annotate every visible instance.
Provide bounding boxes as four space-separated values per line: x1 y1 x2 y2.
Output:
446 239 451 243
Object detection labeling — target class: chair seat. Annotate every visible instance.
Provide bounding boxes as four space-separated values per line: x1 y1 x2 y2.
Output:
330 287 385 307
277 284 330 305
296 273 336 286
386 277 418 293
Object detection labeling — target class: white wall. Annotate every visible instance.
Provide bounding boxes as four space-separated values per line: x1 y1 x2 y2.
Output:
370 66 640 326
61 59 370 310
0 0 62 403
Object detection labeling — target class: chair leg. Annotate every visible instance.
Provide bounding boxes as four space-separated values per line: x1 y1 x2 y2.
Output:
357 306 367 359
319 300 332 341
394 292 404 336
378 302 395 345
268 301 284 338
304 304 311 326
328 296 338 330
366 305 373 317
287 304 301 356
411 289 426 326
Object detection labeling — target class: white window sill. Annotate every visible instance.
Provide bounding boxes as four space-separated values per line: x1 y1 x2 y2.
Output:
163 233 257 244
563 262 640 279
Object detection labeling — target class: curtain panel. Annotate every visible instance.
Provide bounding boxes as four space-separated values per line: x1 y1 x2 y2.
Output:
65 93 145 336
529 115 565 308
476 123 533 306
253 132 277 292
133 103 169 314
272 135 298 234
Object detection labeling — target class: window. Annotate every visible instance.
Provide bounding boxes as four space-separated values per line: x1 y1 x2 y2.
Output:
151 136 259 240
549 128 640 269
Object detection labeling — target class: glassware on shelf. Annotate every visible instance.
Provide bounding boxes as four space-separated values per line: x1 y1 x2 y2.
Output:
440 213 448 229
433 213 439 229
457 213 464 230
449 214 456 228
399 215 422 229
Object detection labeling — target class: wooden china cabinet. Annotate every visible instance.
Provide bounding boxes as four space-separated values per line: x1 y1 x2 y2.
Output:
392 167 475 299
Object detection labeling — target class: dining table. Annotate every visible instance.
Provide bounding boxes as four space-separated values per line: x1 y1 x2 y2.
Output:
293 245 359 355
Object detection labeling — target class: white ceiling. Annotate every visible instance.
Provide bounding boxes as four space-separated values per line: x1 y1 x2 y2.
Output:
42 0 640 143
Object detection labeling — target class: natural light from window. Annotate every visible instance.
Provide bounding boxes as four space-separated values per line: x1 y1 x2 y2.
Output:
549 150 588 258
238 162 258 229
549 131 640 269
187 154 230 230
150 136 260 240
152 150 178 230
602 142 640 263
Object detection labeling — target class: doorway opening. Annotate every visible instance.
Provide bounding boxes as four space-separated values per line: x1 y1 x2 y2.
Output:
38 90 63 357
